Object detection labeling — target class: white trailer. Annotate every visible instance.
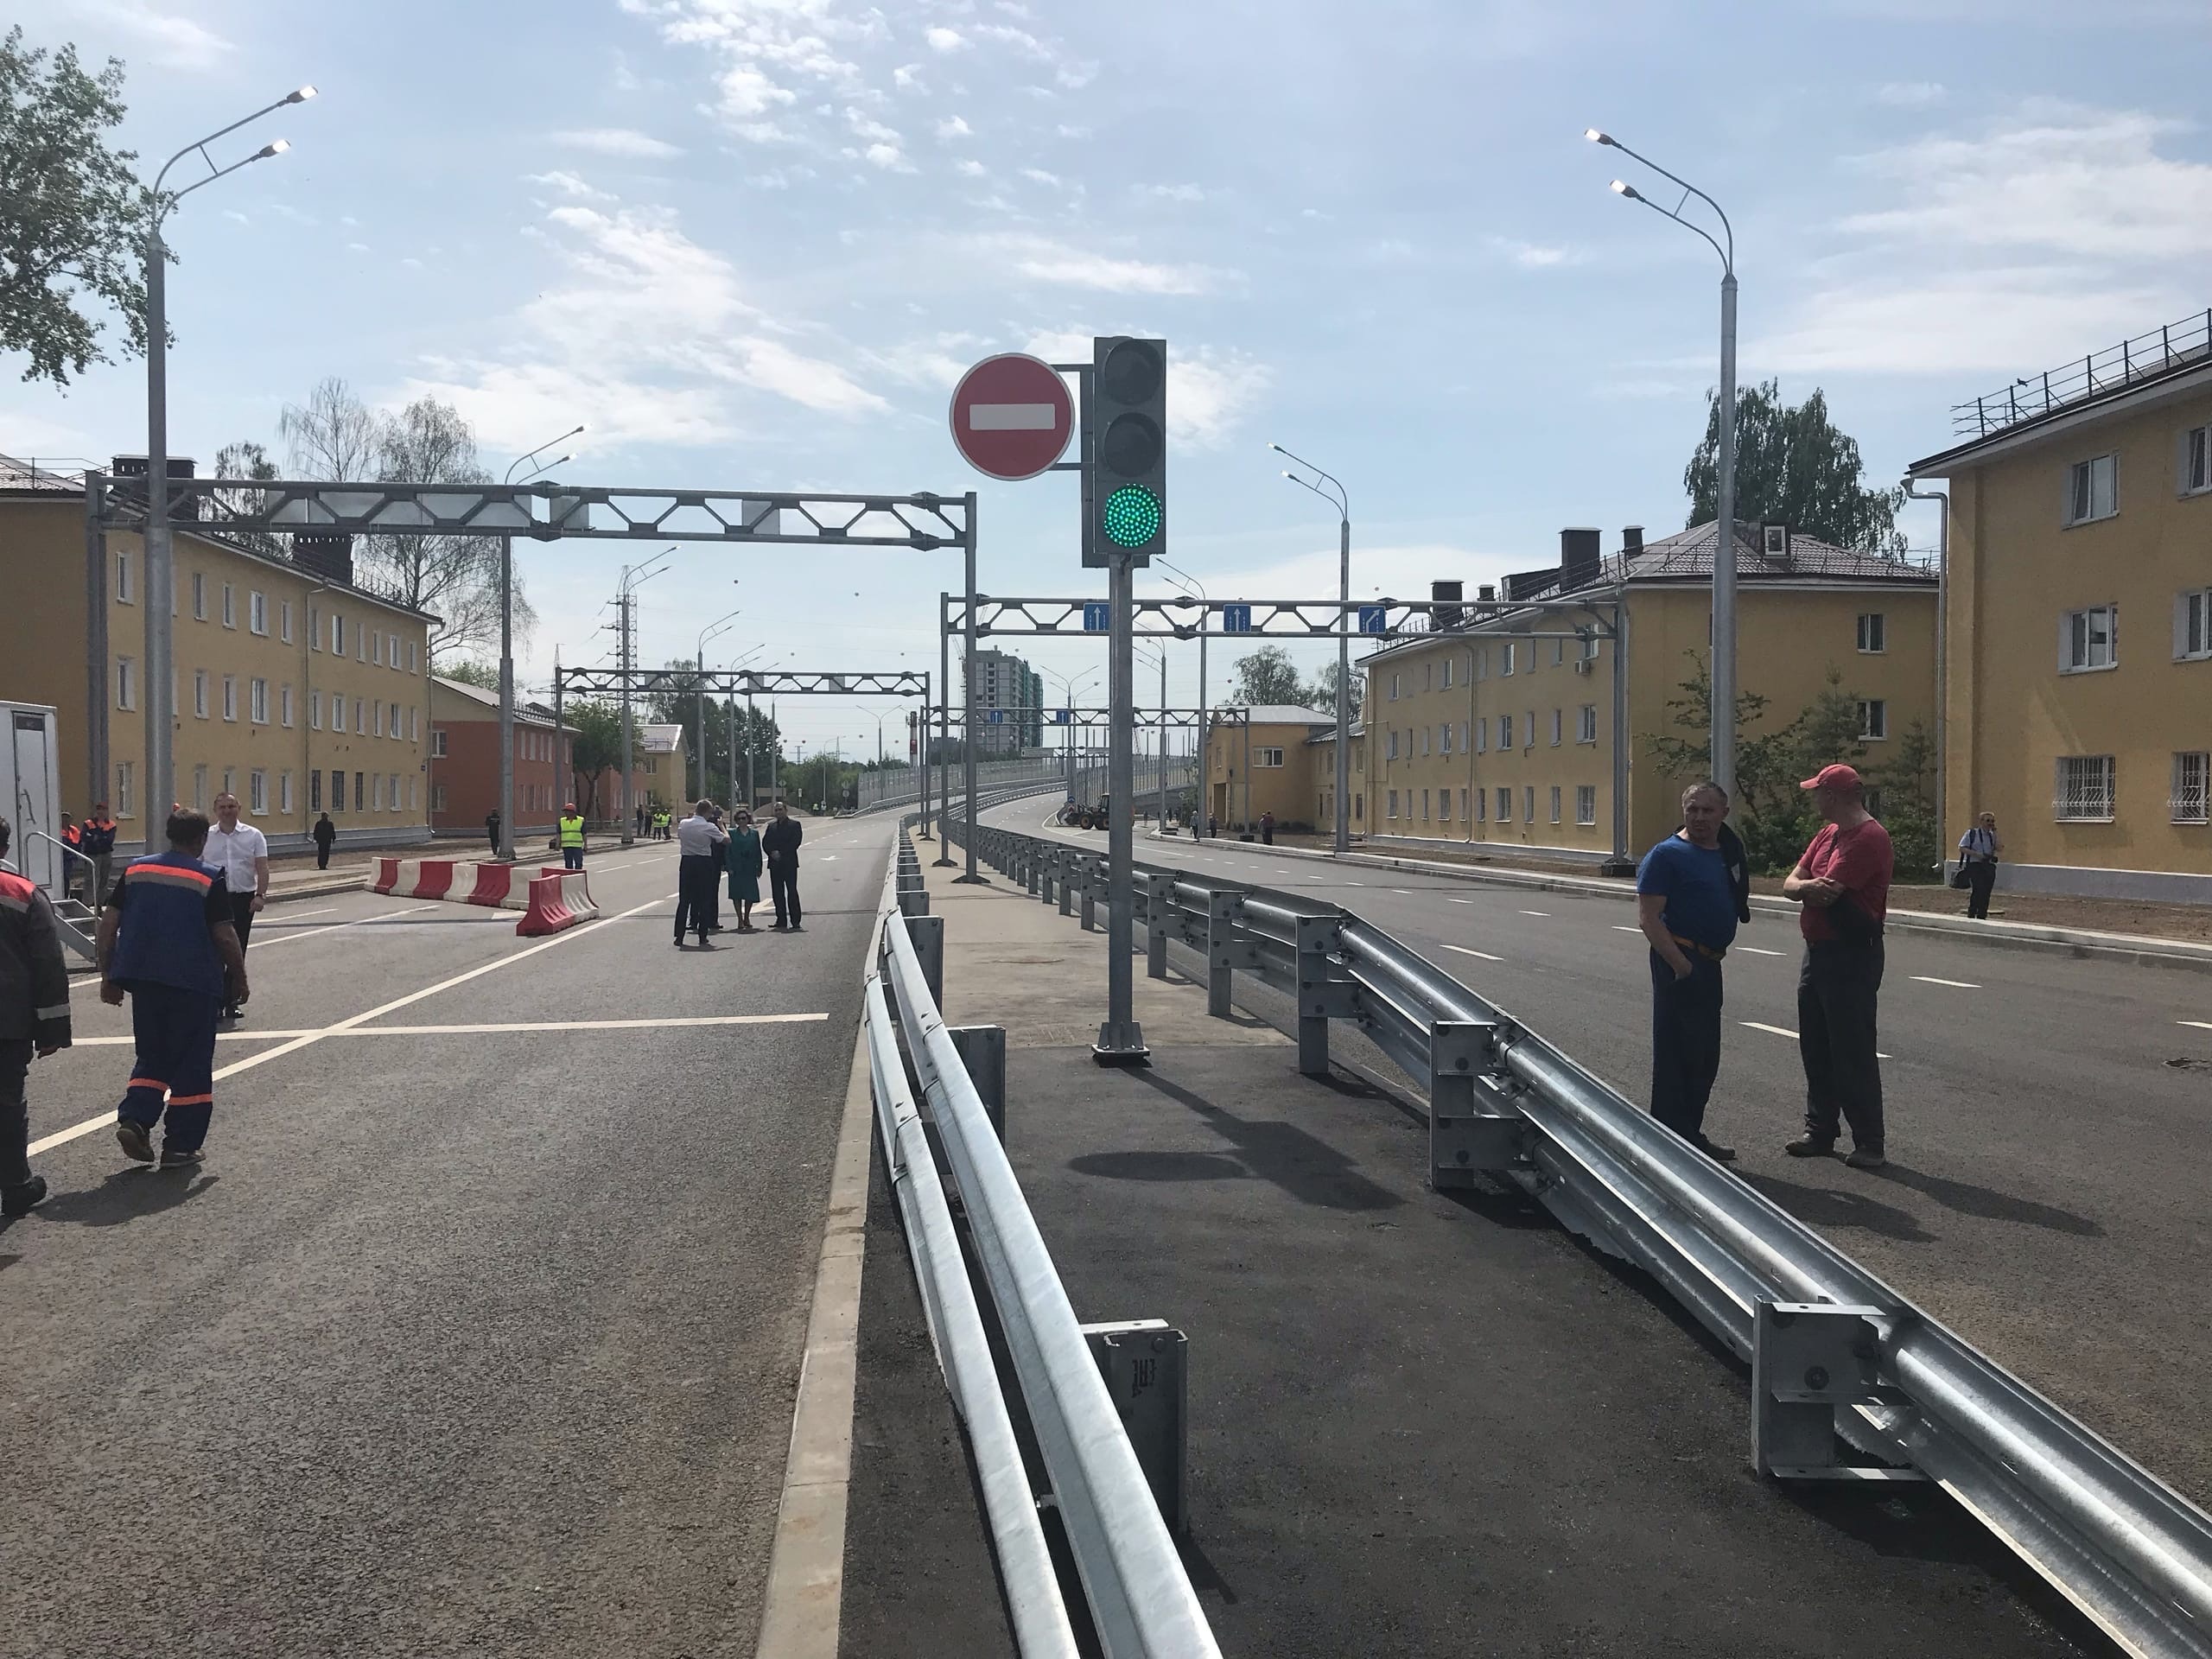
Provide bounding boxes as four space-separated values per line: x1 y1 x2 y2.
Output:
2 700 65 895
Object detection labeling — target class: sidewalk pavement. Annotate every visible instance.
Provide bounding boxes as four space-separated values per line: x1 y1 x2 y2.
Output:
845 854 2094 1657
1150 828 2212 975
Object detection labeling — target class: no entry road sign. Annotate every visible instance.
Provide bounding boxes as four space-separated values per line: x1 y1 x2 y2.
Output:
949 353 1074 481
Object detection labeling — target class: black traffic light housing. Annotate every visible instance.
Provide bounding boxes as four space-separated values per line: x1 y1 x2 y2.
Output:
1087 335 1165 567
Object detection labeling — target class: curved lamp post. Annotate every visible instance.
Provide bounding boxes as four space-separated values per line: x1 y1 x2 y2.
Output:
1271 443 1353 852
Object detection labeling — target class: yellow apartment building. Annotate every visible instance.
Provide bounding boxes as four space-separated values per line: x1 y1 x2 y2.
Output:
0 461 436 855
1201 705 1334 829
1353 524 1937 864
1910 315 2212 903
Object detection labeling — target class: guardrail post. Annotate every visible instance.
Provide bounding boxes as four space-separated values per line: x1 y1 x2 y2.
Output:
1078 861 1097 931
1081 1319 1189 1536
1027 846 1043 898
1205 890 1255 1020
1058 851 1074 917
1427 1020 1522 1188
947 1024 1007 1143
1144 873 1172 980
1294 914 1355 1077
904 913 945 1008
1751 1300 1914 1482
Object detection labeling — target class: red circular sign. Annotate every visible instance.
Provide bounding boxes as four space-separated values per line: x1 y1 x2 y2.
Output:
948 353 1074 481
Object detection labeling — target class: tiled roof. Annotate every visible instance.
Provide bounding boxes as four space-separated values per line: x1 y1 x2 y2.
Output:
1233 704 1335 725
1520 520 1936 601
642 722 685 753
431 675 559 723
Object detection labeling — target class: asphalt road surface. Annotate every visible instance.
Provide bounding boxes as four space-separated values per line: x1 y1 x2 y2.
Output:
987 798 2212 1510
1 816 899 1659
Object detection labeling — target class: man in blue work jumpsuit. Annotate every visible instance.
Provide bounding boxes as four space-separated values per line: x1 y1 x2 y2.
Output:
1635 781 1751 1164
94 808 249 1169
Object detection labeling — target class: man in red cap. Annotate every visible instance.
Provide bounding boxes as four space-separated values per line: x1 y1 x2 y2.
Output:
1781 763 1891 1168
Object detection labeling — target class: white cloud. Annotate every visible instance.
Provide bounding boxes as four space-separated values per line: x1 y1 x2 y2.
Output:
1874 80 1945 106
936 116 973 139
956 159 989 178
1757 272 2183 375
523 170 613 201
999 237 1225 296
550 127 684 159
862 141 912 171
1020 329 1268 448
1488 236 1576 269
1142 183 1205 202
346 241 371 253
717 64 798 122
925 26 966 50
893 63 925 90
49 0 231 68
1020 167 1062 188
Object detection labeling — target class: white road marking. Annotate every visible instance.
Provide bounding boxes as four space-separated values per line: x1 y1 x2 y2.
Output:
2182 1020 2212 1032
1451 899 1479 906
247 901 444 950
1344 880 1365 887
1391 889 1418 896
1737 946 1786 957
1519 910 1550 917
68 1031 321 1046
1740 1020 1891 1058
29 890 677 1159
346 1014 831 1035
1911 975 1981 989
1445 944 1504 963
1613 925 1643 933
257 907 340 924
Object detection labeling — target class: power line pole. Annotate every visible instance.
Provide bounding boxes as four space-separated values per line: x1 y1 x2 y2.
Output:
618 575 636 846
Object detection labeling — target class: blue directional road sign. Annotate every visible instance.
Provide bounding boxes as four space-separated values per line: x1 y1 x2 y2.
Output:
1358 604 1388 634
1049 709 1071 725
984 709 1006 723
1222 603 1253 633
1083 601 1110 632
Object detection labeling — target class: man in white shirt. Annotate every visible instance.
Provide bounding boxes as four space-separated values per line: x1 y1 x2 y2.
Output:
204 793 270 1020
673 800 728 949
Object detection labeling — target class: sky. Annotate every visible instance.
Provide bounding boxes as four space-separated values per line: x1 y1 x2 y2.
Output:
11 0 2212 760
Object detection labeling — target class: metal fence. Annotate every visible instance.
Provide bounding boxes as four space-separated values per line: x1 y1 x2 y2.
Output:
944 814 2212 1659
1954 307 2212 438
867 831 1223 1658
857 753 1196 813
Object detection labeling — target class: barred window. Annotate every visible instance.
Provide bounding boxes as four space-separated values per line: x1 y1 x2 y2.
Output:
2054 755 2116 822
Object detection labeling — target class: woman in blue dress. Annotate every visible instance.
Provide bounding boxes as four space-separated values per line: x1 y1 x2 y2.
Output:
725 807 763 932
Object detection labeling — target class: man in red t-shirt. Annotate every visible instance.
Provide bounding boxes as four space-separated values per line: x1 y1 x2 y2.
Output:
1780 763 1892 1168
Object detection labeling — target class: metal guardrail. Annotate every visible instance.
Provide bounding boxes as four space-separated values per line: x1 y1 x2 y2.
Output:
867 830 1223 1659
946 813 2212 1659
1953 307 2212 439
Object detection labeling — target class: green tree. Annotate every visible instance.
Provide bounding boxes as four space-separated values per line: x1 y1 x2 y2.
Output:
643 662 784 801
210 440 282 556
1308 658 1366 719
565 700 640 822
1871 718 1942 883
439 659 500 690
1231 644 1307 707
1685 379 1907 554
0 28 151 387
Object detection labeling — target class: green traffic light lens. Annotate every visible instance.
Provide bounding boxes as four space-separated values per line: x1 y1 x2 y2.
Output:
1102 485 1162 549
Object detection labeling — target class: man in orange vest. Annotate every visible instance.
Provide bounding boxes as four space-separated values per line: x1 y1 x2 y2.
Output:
58 814 84 902
1 811 73 1215
81 802 118 911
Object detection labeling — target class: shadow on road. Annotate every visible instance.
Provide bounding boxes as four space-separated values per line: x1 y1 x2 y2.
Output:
1123 1066 1406 1213
1866 1161 2104 1237
35 1167 221 1229
1739 1170 1939 1243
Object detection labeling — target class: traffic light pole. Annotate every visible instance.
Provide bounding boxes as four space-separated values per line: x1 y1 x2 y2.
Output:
935 589 955 867
1095 543 1146 1065
958 494 983 883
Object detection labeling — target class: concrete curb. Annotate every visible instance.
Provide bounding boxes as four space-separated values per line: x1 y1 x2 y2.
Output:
753 1014 875 1659
1139 829 2212 976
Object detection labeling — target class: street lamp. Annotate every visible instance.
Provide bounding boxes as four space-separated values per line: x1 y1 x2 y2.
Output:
695 602 743 803
141 84 314 823
1271 442 1354 854
613 550 673 842
1041 664 1096 802
1155 557 1211 835
1588 125 1739 798
490 424 585 858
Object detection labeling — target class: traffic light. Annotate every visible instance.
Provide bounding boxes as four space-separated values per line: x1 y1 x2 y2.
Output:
1088 335 1164 566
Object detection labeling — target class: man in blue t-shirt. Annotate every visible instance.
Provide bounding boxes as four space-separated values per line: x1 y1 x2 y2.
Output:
1635 781 1751 1162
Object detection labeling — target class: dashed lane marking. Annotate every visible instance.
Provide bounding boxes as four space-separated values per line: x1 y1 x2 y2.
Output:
257 907 339 925
1911 975 1981 989
1612 925 1642 933
1738 946 1787 957
1445 944 1504 963
247 902 445 950
29 889 678 1159
1742 1020 1892 1058
2182 1020 2212 1032
1519 910 1550 917
349 1014 831 1035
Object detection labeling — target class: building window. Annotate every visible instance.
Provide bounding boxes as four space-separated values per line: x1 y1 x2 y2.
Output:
2062 605 2118 673
2066 454 2117 524
2177 588 2212 660
1474 787 1485 823
310 770 322 812
1440 722 1453 756
1551 639 1565 666
250 591 268 635
1576 785 1597 825
432 783 448 812
116 655 135 710
372 774 385 812
1524 785 1535 823
250 677 269 724
356 624 366 662
223 675 238 721
2174 752 2210 824
1387 789 1399 819
1582 632 1600 661
1578 704 1598 743
409 707 419 741
1421 789 1431 821
1422 664 1433 693
281 601 294 643
1498 714 1513 748
1459 787 1469 821
192 670 208 718
2185 423 2212 495
1255 747 1285 767
115 760 135 818
1442 658 1454 690
222 583 236 627
1502 642 1516 676
1475 720 1487 754
355 698 365 733
389 701 402 739
1857 613 1886 653
1419 727 1429 757
280 771 294 815
431 728 448 758
372 629 384 666
329 694 344 734
394 773 405 811
1387 729 1399 760
192 572 207 619
2054 754 2116 822
1439 789 1452 823
221 767 234 799
249 769 268 815
1389 672 1401 701
410 640 419 672
1549 785 1562 823
280 684 294 728
330 613 345 655
186 764 206 811
1496 787 1511 823
1550 709 1563 747
115 549 133 604
1858 699 1887 741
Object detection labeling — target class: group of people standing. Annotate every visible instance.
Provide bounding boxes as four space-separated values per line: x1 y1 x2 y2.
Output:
673 800 804 947
1636 762 1894 1173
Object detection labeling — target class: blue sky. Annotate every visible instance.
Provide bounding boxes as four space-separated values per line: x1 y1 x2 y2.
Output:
12 0 2212 757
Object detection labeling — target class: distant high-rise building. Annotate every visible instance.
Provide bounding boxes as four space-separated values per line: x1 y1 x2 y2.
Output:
967 648 1037 756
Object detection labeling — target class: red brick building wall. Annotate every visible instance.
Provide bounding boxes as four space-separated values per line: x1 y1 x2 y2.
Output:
428 715 575 834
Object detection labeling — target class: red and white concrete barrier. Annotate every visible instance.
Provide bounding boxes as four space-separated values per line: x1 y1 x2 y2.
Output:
515 871 600 936
363 858 470 900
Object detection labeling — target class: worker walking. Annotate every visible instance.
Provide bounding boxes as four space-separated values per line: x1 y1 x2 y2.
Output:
1634 782 1751 1163
312 810 338 870
763 801 804 931
95 808 247 1170
81 803 118 910
1 812 73 1217
485 808 502 852
673 800 728 948
205 792 269 1025
557 804 586 871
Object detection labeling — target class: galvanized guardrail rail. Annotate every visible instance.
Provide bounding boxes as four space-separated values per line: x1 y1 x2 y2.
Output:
945 813 2212 1659
868 830 1223 1659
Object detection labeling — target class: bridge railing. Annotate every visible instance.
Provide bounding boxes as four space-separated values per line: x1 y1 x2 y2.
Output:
942 813 2212 1659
